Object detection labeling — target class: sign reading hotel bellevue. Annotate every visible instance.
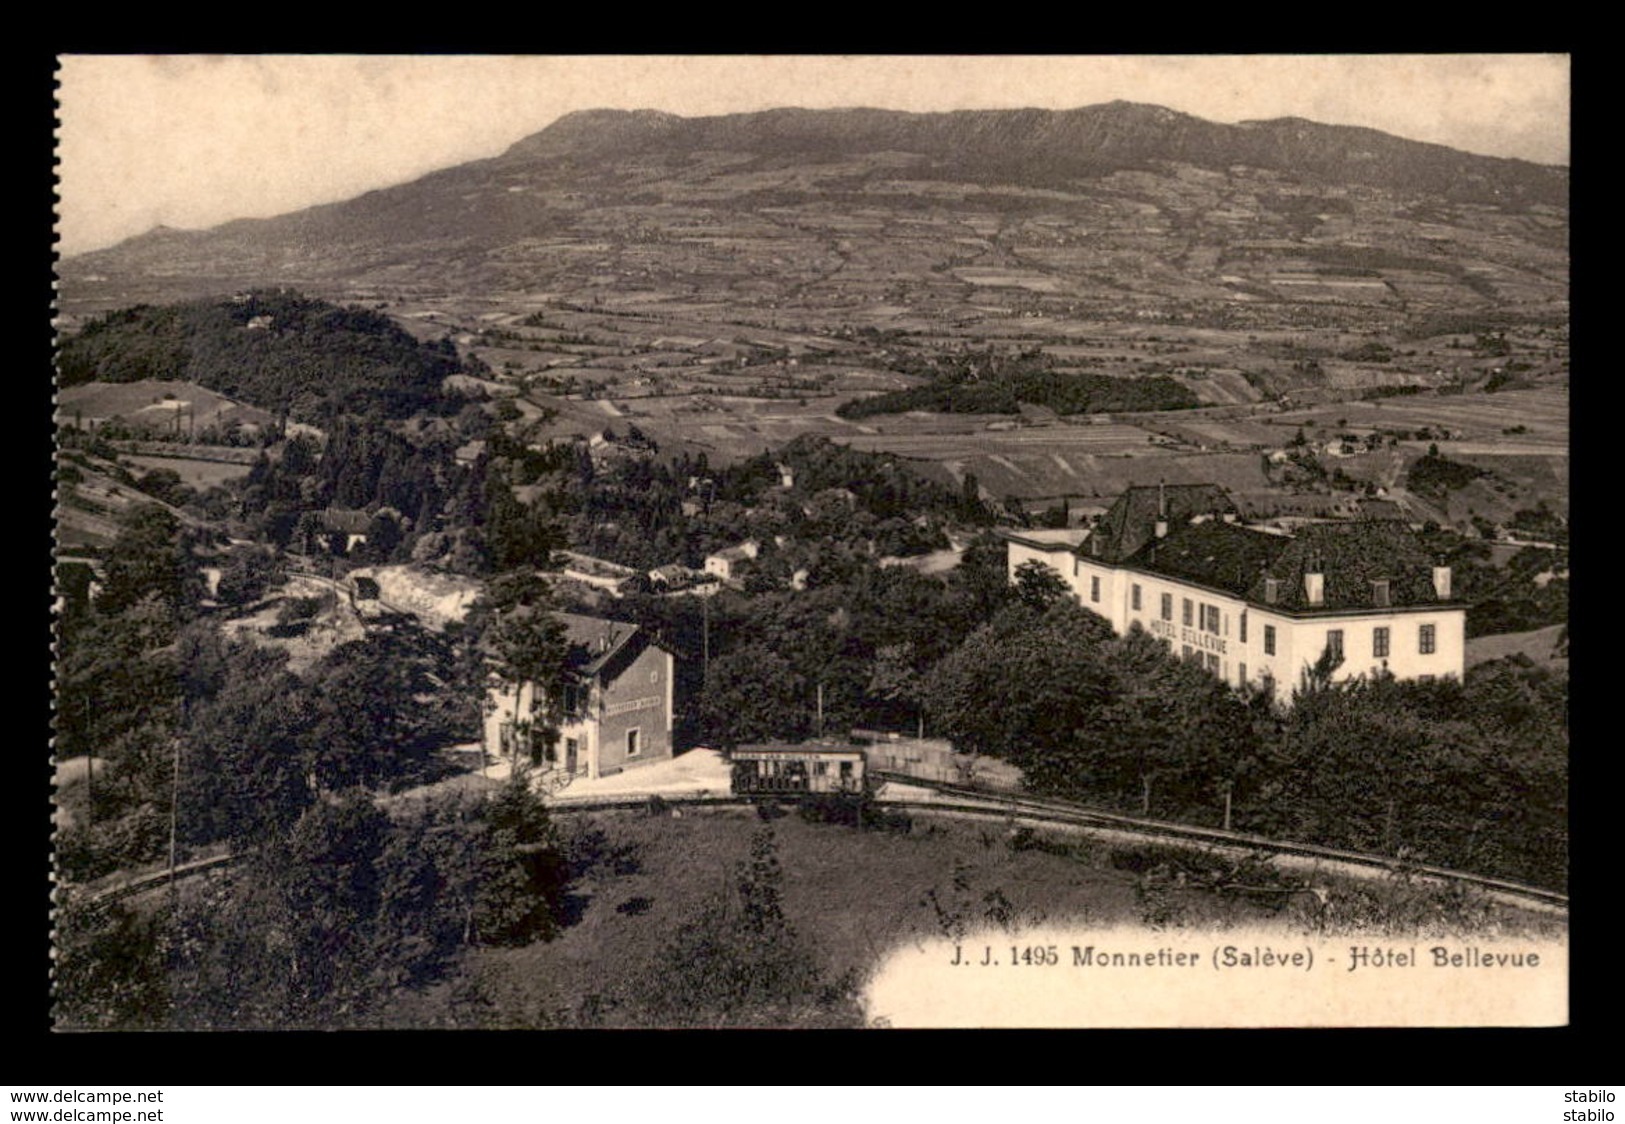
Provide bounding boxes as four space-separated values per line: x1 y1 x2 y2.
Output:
1149 619 1227 654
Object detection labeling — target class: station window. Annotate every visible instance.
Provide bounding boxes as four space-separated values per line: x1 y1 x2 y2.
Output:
1090 575 1101 603
1160 593 1173 621
1373 627 1390 659
1132 584 1142 611
1263 625 1276 656
1419 623 1437 655
1326 630 1344 660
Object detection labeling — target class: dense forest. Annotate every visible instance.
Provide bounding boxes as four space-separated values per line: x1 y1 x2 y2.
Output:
56 290 475 423
838 347 1198 419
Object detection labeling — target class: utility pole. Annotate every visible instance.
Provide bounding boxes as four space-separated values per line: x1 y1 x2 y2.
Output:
167 736 182 903
81 694 93 830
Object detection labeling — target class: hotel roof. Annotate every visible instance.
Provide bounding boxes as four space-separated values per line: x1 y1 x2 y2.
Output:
1088 486 1451 614
1088 484 1235 563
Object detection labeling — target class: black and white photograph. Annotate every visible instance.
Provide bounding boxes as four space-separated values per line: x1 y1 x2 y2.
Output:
50 54 1570 1030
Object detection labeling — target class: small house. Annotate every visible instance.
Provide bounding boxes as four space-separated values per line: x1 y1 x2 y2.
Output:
321 507 372 554
484 612 677 783
704 541 760 582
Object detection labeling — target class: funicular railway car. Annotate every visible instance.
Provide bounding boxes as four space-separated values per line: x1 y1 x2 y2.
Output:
729 743 867 798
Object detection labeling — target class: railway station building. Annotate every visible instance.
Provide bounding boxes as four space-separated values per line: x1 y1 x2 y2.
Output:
484 612 677 781
1005 484 1466 696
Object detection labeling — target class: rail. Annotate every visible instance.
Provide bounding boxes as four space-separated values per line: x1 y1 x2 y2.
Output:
72 775 1568 916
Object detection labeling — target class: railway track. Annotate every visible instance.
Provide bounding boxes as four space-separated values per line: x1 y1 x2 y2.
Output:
71 774 1568 917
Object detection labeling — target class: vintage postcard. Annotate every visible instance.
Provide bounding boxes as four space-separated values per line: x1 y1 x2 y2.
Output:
51 54 1569 1029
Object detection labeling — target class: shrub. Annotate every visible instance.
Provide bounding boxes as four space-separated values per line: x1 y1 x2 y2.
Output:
796 794 864 827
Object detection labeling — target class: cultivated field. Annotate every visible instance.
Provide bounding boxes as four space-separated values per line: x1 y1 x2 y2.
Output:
1274 387 1568 450
124 454 255 489
57 379 277 435
1466 624 1568 670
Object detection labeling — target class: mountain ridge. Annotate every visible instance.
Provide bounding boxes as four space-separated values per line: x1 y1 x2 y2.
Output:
57 101 1568 314
75 101 1568 261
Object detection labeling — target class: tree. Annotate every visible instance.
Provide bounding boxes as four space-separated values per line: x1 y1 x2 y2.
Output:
920 599 1116 767
471 774 570 945
361 507 404 564
694 643 811 747
215 542 285 608
866 642 924 732
477 577 572 766
178 640 314 845
281 792 392 1008
1012 559 1071 612
617 827 860 1027
51 894 171 1029
98 504 204 614
304 632 456 791
945 531 1012 629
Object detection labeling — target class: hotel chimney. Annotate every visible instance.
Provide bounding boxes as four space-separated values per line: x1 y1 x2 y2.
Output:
1432 564 1452 600
1154 480 1169 540
1304 551 1325 607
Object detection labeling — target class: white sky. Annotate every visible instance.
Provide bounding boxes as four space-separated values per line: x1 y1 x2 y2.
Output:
55 54 1570 256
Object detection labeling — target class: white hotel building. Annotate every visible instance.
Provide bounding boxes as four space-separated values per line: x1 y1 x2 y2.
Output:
1005 484 1465 696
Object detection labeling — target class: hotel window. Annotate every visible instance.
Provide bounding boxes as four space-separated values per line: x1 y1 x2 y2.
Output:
1091 575 1101 603
626 728 641 757
1326 630 1344 660
1205 653 1220 674
1263 625 1276 656
1419 623 1437 655
1373 627 1390 659
1181 645 1195 661
1073 558 1079 578
1183 598 1193 627
1203 604 1220 634
1132 584 1142 611
1239 611 1248 644
1161 593 1173 621
1238 662 1247 686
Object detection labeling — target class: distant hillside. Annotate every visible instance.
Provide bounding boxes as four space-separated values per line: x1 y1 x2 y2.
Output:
503 103 1569 206
56 290 472 423
59 101 1567 309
